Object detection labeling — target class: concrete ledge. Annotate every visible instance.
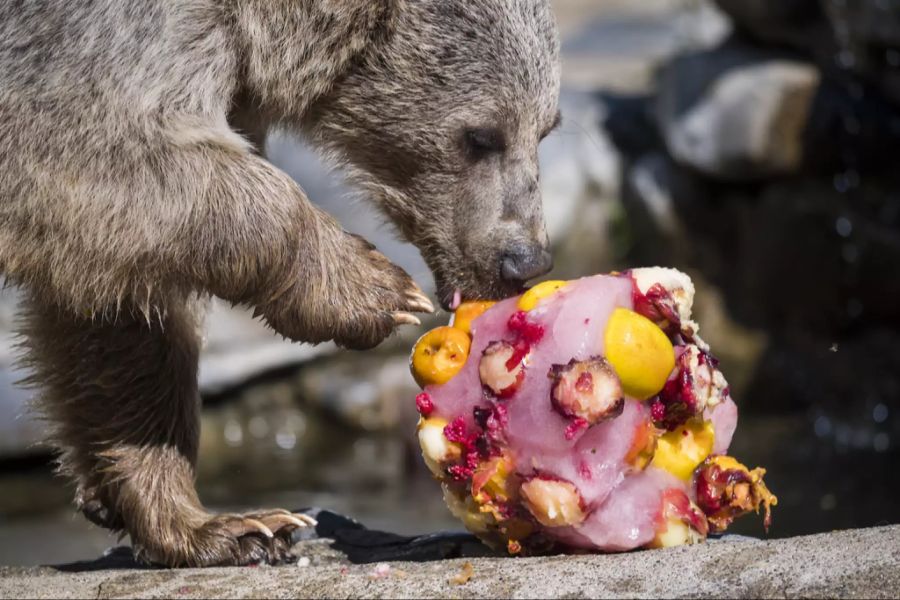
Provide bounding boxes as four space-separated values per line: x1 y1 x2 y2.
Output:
1 525 897 599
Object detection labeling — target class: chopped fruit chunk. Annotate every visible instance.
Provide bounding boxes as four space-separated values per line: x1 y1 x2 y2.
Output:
472 456 517 519
452 301 497 335
651 518 703 549
442 485 493 535
628 268 694 325
632 283 682 334
418 418 462 476
549 357 624 426
520 477 586 527
604 308 676 400
518 280 568 311
650 419 715 480
411 326 471 388
651 345 730 430
625 419 660 471
479 341 527 398
696 456 778 533
649 489 708 548
473 403 508 446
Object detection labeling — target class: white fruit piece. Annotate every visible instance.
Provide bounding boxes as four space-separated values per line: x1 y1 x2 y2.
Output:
520 478 586 527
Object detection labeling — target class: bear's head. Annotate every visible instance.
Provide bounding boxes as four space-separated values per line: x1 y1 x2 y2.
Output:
306 0 561 308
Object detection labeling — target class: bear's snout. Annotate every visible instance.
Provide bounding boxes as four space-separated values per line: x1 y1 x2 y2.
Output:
499 244 553 283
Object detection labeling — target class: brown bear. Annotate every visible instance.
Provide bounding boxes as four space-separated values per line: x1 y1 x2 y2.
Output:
0 0 561 566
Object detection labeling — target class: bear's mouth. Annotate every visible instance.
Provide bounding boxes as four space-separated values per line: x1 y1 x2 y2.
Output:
449 289 463 310
436 283 461 312
436 279 527 312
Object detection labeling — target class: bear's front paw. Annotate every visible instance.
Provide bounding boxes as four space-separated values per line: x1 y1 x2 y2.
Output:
329 234 434 350
135 509 316 567
260 233 433 349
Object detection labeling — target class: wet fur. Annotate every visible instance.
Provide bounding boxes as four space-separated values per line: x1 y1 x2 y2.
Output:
0 0 559 566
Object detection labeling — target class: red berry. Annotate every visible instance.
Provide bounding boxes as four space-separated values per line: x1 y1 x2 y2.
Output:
443 416 469 444
507 310 545 344
415 392 434 416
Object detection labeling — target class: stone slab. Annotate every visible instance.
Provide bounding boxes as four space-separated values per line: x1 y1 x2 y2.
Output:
1 525 897 599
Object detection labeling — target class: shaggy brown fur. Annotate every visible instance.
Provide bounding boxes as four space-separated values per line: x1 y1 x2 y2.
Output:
0 0 560 567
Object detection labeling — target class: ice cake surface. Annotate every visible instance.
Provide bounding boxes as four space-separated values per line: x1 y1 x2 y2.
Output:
411 269 776 554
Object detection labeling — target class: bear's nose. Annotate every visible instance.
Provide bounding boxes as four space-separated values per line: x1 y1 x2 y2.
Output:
500 246 553 283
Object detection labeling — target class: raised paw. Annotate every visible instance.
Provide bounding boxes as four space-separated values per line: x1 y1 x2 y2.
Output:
138 509 317 567
259 232 434 350
332 239 435 349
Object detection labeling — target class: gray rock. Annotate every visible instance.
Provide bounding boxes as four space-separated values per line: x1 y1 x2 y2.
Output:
1 525 898 599
658 45 820 180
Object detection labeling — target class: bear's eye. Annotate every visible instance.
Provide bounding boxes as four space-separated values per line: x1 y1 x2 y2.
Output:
462 127 506 161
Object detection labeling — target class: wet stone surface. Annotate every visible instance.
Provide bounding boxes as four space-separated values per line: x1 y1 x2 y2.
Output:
0 525 897 599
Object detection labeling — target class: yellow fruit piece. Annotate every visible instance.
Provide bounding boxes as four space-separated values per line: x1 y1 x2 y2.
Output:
649 517 705 549
651 419 716 480
518 280 568 311
709 455 744 472
452 300 497 335
410 326 471 388
472 456 515 506
604 308 676 400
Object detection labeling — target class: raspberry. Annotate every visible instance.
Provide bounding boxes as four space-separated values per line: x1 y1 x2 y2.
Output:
443 416 469 444
631 281 681 334
415 392 434 417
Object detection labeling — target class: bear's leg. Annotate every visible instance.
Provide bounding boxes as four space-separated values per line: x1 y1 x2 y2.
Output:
9 140 432 350
21 295 314 567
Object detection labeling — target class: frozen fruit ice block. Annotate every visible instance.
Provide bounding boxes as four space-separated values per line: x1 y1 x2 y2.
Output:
410 269 776 554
